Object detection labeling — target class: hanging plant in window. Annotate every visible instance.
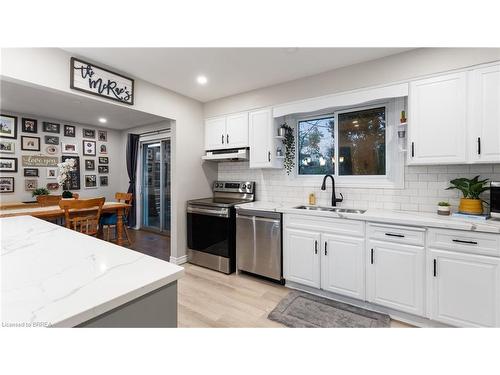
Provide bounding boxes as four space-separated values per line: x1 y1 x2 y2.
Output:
281 123 295 175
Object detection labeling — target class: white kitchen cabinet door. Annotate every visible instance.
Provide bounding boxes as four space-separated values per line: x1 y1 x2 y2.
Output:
366 240 425 315
225 112 249 148
469 64 500 163
284 228 321 288
321 233 365 300
204 117 227 150
248 108 273 168
408 72 467 165
428 249 500 327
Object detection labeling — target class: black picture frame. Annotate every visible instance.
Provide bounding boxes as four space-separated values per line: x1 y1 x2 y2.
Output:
42 122 60 133
0 114 18 139
85 159 95 170
45 135 60 145
84 174 97 189
21 136 41 151
22 118 38 133
0 177 15 193
98 157 109 164
0 157 18 172
99 175 108 186
24 168 39 177
83 128 96 139
62 155 80 190
64 125 76 137
98 130 107 142
98 165 109 174
83 140 96 156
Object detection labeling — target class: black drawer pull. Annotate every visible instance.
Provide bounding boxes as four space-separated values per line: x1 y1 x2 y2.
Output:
325 241 328 256
385 233 405 238
371 248 374 264
411 142 415 157
433 259 437 277
452 239 478 245
314 240 318 254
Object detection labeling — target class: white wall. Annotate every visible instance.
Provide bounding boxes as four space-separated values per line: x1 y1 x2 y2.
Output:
0 110 122 203
1 48 215 261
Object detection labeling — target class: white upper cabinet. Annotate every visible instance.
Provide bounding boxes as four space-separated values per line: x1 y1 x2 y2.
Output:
408 72 467 165
249 108 281 169
469 64 500 163
204 112 249 151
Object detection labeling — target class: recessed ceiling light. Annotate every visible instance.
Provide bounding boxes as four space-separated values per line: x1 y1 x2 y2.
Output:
98 118 107 123
196 75 208 85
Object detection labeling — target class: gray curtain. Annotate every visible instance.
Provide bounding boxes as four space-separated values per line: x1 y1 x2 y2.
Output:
126 134 140 227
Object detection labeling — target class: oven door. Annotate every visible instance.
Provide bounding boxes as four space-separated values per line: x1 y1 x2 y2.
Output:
187 205 233 258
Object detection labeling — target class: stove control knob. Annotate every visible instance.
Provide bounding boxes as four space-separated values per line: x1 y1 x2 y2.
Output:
241 184 246 189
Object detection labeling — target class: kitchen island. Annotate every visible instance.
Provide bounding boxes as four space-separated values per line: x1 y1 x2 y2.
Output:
1 216 184 328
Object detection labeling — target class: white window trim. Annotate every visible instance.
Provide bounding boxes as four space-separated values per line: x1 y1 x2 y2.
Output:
293 98 405 189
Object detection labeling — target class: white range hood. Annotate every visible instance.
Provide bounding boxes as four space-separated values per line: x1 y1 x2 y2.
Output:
201 148 249 162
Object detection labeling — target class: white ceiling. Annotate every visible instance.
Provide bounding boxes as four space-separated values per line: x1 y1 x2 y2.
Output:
0 80 167 130
64 48 413 102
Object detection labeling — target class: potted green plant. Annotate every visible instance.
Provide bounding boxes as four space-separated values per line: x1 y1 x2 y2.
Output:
437 201 451 216
32 187 50 198
446 175 490 215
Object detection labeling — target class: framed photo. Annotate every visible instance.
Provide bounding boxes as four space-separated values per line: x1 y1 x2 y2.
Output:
64 125 76 137
0 114 17 139
62 142 78 154
98 157 109 164
99 144 108 154
83 128 96 138
45 135 59 145
46 182 59 190
99 175 108 187
0 139 15 154
0 177 15 193
45 145 59 155
98 165 109 174
42 122 60 133
98 130 107 142
21 136 41 151
85 159 95 170
46 168 58 179
83 140 96 156
61 155 80 190
0 157 18 172
24 168 39 177
22 118 38 133
84 174 97 189
25 179 38 191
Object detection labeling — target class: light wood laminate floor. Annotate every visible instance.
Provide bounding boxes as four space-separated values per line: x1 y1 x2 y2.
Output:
178 263 413 328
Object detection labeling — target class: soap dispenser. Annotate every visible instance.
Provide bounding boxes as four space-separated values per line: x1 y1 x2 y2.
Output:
308 193 316 206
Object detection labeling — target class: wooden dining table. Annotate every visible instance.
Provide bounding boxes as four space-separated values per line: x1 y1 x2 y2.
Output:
0 201 131 246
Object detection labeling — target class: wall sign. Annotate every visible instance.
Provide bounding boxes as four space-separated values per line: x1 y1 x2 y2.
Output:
70 57 134 105
22 155 59 167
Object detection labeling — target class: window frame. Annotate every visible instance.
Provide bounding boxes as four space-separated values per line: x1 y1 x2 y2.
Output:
294 98 404 189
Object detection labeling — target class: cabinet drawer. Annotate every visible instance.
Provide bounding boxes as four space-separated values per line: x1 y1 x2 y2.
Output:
285 214 364 238
367 223 425 246
428 228 500 257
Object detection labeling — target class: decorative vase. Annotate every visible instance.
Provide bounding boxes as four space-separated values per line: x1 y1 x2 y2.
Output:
459 198 483 215
437 206 451 216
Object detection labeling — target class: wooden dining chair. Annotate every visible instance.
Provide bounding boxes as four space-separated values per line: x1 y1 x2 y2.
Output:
59 197 106 236
101 192 133 244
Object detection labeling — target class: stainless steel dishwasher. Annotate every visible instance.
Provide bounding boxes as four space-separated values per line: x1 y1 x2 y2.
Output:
236 208 283 283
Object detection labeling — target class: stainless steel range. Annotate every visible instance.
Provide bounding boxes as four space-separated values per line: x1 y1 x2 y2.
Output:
186 181 255 274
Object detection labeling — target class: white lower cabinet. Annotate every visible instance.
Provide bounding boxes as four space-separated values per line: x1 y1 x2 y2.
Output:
366 240 425 315
428 249 500 327
284 228 321 288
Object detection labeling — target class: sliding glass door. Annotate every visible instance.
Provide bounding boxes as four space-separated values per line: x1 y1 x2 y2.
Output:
141 139 171 234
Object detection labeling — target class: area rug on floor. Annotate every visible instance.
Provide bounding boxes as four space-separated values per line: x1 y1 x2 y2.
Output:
268 291 390 328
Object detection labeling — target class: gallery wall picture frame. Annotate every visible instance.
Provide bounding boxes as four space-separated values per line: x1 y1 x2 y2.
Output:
42 122 60 133
98 130 107 142
25 179 38 191
21 136 41 151
46 168 58 179
0 139 16 154
64 125 76 137
22 155 58 167
0 177 15 193
99 176 108 187
45 145 59 155
83 140 96 156
99 144 108 154
47 182 59 190
22 118 38 133
61 155 80 190
24 168 39 177
84 174 97 189
62 142 78 154
45 135 59 145
0 157 18 172
0 114 18 139
98 165 109 174
84 159 95 170
83 128 96 139
98 157 109 164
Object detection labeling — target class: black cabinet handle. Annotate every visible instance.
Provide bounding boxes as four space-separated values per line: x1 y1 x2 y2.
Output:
411 142 415 157
452 239 478 245
227 134 229 144
433 259 437 277
370 248 374 264
221 134 224 144
324 241 328 255
385 233 405 238
268 151 271 162
314 240 318 254
478 137 481 155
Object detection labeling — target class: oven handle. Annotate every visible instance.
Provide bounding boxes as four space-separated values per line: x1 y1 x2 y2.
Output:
187 206 229 218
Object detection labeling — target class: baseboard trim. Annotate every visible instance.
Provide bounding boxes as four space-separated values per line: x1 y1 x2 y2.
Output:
169 255 188 265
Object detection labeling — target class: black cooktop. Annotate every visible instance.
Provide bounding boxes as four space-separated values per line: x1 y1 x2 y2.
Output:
187 197 250 208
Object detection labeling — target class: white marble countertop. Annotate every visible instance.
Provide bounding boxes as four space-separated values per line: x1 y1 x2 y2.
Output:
237 201 500 233
1 216 184 327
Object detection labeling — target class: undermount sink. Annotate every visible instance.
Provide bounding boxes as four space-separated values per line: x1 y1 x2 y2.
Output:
294 205 366 214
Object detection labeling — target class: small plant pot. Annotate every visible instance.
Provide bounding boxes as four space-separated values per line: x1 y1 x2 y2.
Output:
459 198 483 215
398 130 406 138
437 206 451 216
